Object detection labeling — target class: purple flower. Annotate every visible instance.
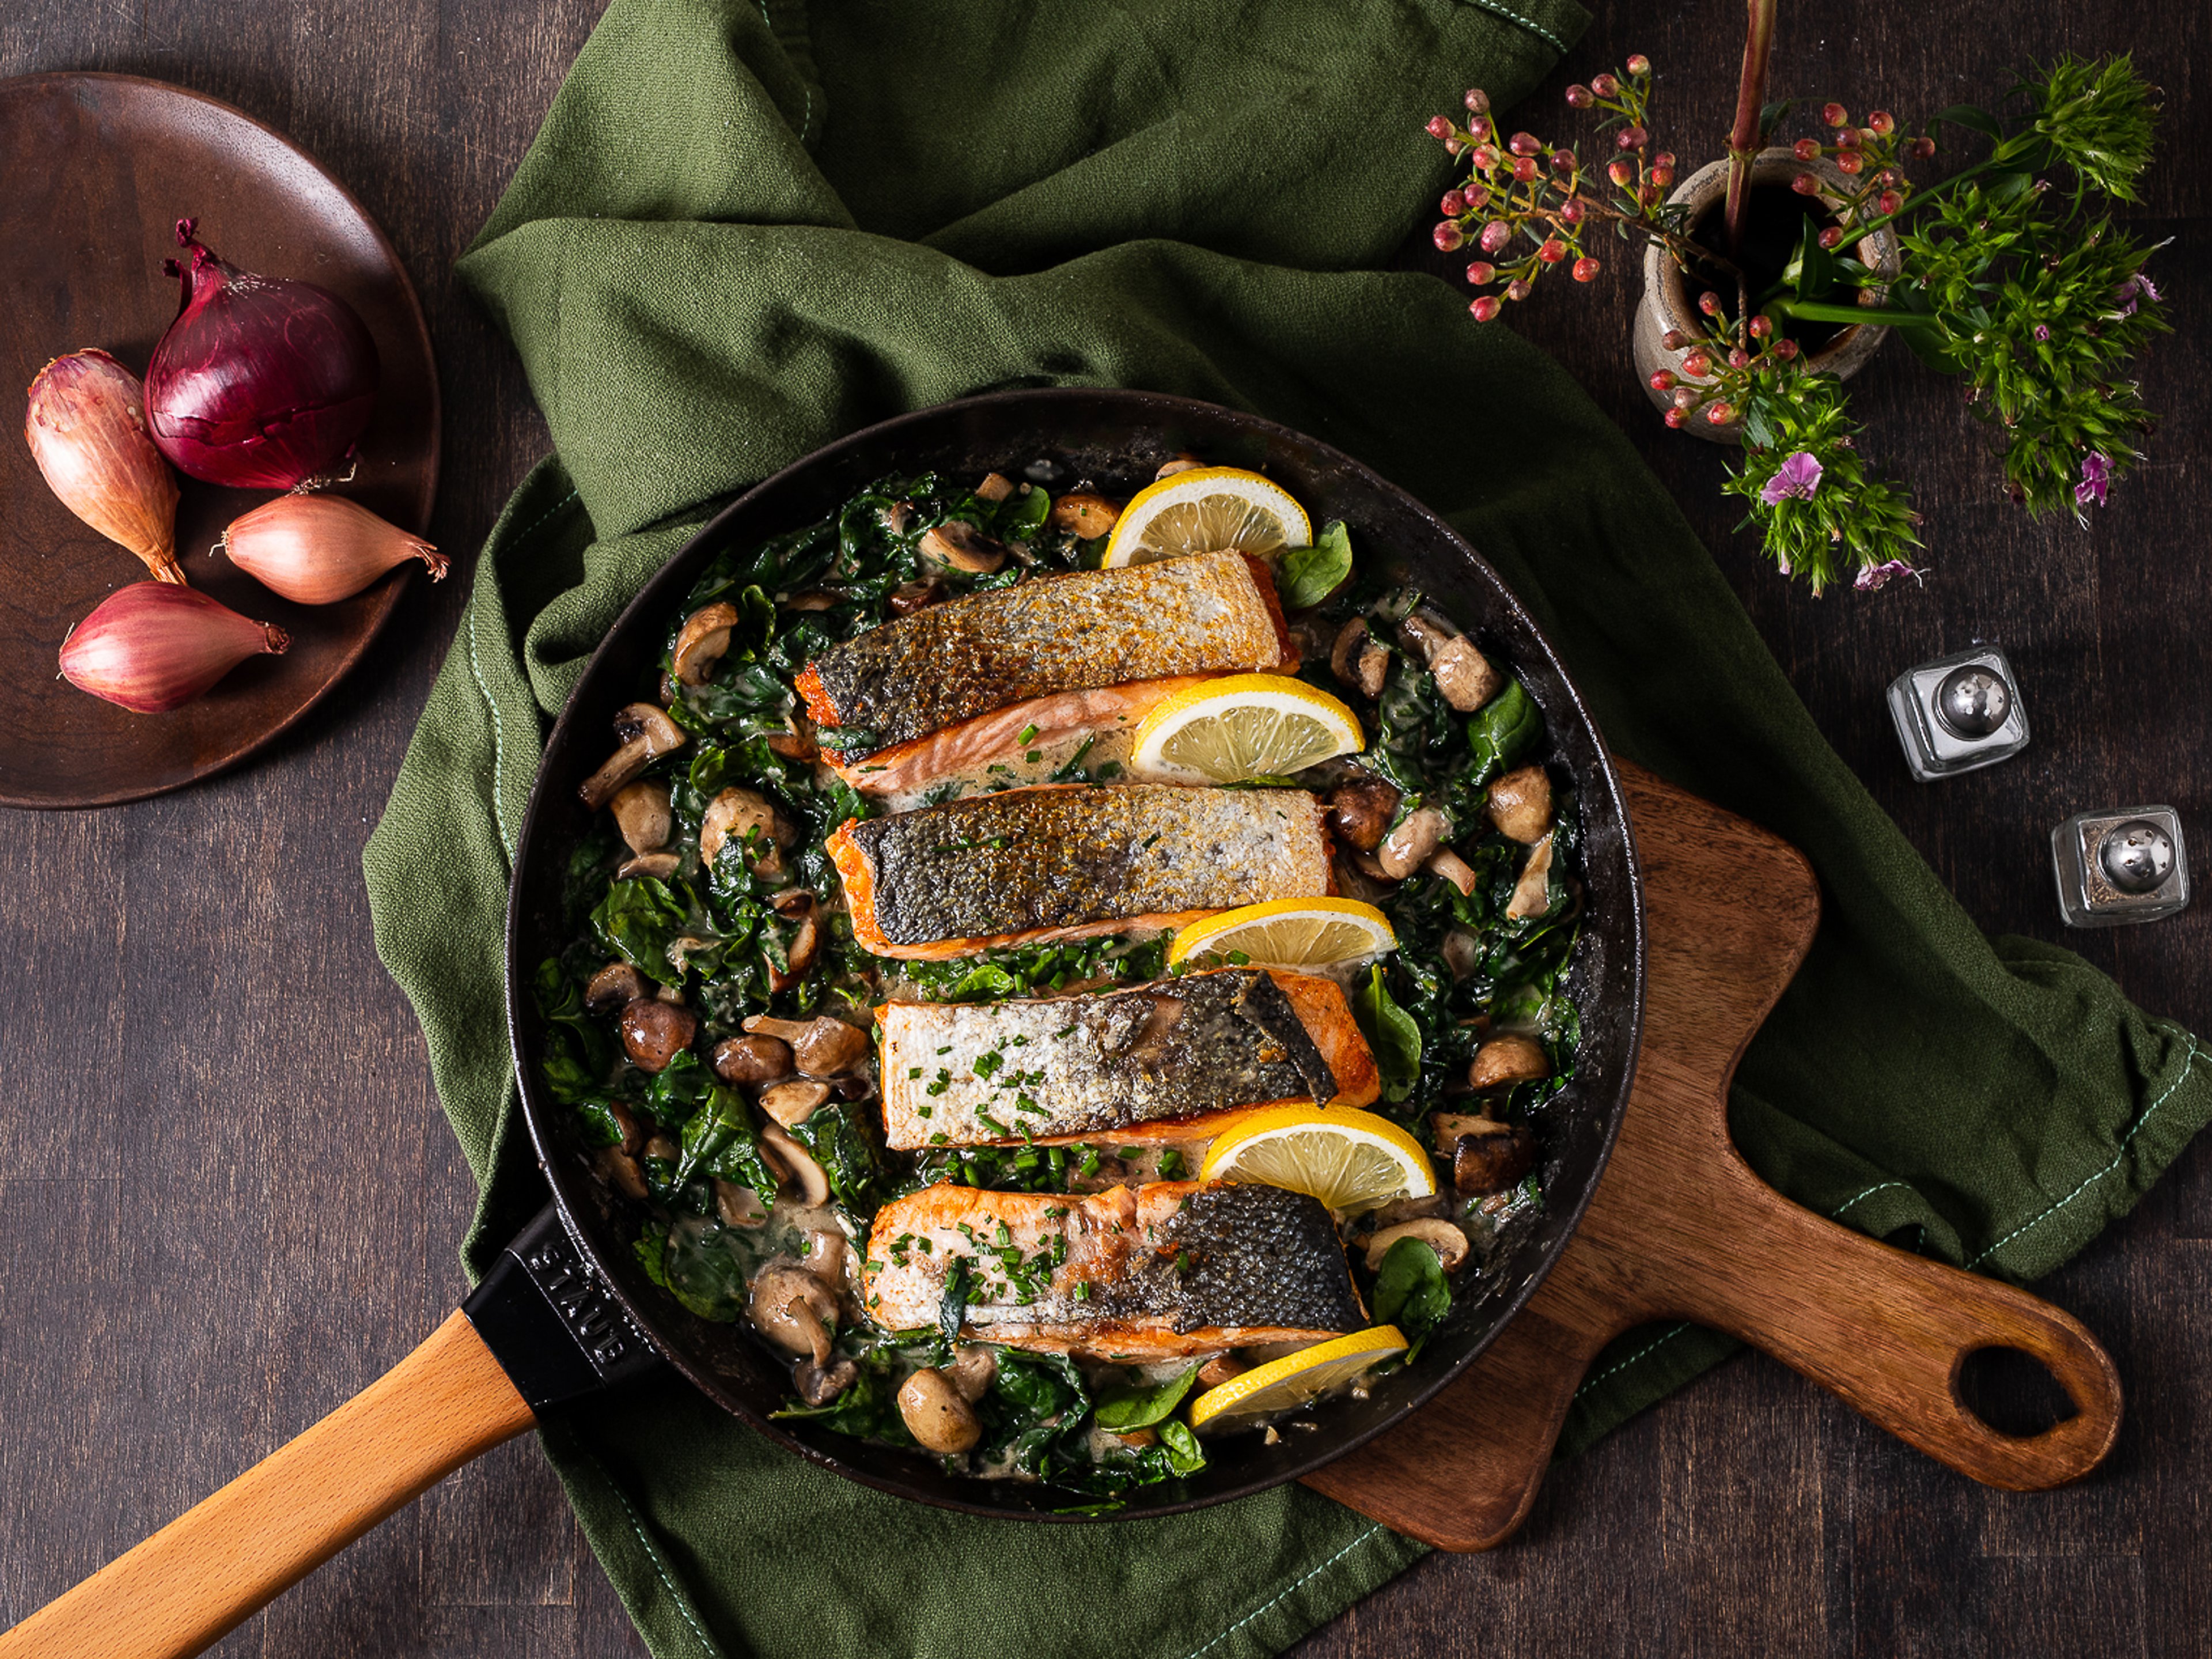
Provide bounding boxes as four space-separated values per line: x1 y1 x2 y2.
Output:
2033 323 2051 342
1760 450 1824 506
1854 559 1923 592
2115 272 2162 316
2074 450 2112 512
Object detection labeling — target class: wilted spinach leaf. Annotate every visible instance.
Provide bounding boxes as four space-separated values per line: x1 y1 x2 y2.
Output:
1352 965 1423 1103
1094 1365 1199 1431
592 877 689 984
1372 1234 1453 1357
1279 520 1353 609
1465 680 1540 786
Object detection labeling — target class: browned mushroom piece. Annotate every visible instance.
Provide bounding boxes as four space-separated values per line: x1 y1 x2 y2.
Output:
1363 1217 1471 1272
1453 1123 1537 1194
1376 805 1449 880
767 911 822 991
897 1368 983 1454
1050 493 1121 538
609 780 673 855
585 961 651 1015
1487 766 1554 844
1324 775 1400 852
1429 1110 1500 1157
765 728 819 763
888 579 945 616
975 472 1016 503
700 786 792 877
1440 929 1481 982
800 1228 847 1285
749 1261 838 1364
1468 1034 1551 1092
945 1343 998 1403
1196 1353 1247 1389
884 499 915 536
1505 832 1556 921
919 521 1006 574
794 1355 859 1406
786 590 839 612
644 1132 680 1162
760 1122 832 1207
607 1100 645 1157
671 602 739 687
1155 453 1204 479
715 1179 770 1226
757 1078 832 1128
597 1146 649 1201
616 852 682 881
1330 618 1372 692
744 1014 869 1077
619 997 698 1073
1425 845 1479 896
1397 611 1504 713
713 1033 793 1085
578 703 687 810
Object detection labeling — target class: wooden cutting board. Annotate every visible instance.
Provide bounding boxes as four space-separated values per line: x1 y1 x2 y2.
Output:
1304 760 2123 1548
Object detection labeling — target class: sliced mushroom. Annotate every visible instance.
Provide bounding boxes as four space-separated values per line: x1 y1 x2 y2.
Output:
1487 766 1553 844
888 579 945 616
607 1100 645 1157
767 911 821 992
744 1014 869 1077
769 887 816 919
1397 613 1505 714
619 997 697 1073
1369 1192 1449 1228
1376 806 1449 880
919 521 1006 574
794 1355 858 1406
616 851 681 881
1354 637 1390 701
760 1122 831 1208
1156 454 1203 479
975 472 1015 503
1454 1123 1537 1194
800 1228 847 1285
597 1146 649 1201
1426 846 1479 896
671 603 739 687
1363 1217 1471 1272
1196 1353 1247 1389
644 1133 680 1162
899 1368 983 1455
1330 618 1370 689
579 703 686 810
1050 493 1120 538
1440 929 1481 983
585 961 650 1016
749 1261 838 1365
758 1078 832 1128
884 499 915 536
715 1179 769 1226
1325 777 1400 853
1430 1111 1503 1157
699 787 791 876
1505 832 1555 921
946 1343 998 1403
713 1033 793 1085
609 781 673 855
1468 1035 1551 1092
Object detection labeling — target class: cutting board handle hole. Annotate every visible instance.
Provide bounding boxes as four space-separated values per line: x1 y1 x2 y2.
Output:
1953 1344 2081 1440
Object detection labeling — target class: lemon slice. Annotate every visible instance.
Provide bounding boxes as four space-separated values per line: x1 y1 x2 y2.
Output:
1101 467 1312 567
1188 1327 1410 1434
1128 674 1362 785
1168 897 1397 971
1200 1104 1436 1215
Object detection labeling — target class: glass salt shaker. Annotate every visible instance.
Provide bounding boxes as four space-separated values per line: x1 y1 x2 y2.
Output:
1887 645 2031 782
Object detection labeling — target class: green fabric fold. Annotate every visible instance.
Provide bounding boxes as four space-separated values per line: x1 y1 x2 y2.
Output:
363 1 2210 1654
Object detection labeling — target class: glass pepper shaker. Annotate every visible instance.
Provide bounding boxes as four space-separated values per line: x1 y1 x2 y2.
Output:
2052 807 2191 927
1886 645 2031 781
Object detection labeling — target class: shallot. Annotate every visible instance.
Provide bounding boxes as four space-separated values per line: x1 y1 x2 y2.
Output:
60 583 289 713
145 219 380 489
219 494 444 604
24 350 185 584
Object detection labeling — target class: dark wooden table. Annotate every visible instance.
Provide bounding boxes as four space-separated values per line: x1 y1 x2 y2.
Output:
1 1 2203 1654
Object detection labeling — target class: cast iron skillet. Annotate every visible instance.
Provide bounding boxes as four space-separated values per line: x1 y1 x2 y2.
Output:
503 387 1646 1518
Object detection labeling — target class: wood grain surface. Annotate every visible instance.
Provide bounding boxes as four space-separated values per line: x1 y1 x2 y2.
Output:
0 1 2203 1656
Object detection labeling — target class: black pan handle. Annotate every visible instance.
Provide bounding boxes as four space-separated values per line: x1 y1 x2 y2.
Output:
464 1201 665 1410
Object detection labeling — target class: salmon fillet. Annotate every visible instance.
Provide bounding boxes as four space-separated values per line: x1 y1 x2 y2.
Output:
828 784 1334 959
862 1182 1363 1361
877 968 1380 1150
798 551 1293 760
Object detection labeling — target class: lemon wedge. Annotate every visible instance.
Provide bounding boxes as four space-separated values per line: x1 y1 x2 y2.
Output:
1128 673 1362 785
1167 897 1397 971
1188 1327 1410 1434
1100 467 1312 567
1199 1104 1435 1215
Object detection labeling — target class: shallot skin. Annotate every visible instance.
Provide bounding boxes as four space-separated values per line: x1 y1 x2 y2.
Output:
145 220 380 490
24 349 185 584
220 493 444 604
60 582 289 714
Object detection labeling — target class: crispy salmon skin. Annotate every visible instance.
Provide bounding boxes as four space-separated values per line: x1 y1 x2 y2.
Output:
877 968 1380 1149
797 550 1291 759
863 1182 1364 1360
828 783 1332 958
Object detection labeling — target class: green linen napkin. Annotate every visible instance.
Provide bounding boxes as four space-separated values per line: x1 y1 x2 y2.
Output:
363 1 2212 1654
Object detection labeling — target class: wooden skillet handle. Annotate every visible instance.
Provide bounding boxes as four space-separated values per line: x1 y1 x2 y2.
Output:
1659 1179 2123 1490
0 1311 533 1659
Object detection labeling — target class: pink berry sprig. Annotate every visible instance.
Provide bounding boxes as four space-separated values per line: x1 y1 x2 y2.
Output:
1426 58 1711 321
1648 305 1802 430
1788 104 1937 241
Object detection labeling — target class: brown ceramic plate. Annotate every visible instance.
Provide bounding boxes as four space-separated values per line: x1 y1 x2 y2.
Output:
0 72 438 808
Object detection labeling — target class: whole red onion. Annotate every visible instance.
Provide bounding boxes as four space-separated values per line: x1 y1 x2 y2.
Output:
60 583 289 713
144 218 379 489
